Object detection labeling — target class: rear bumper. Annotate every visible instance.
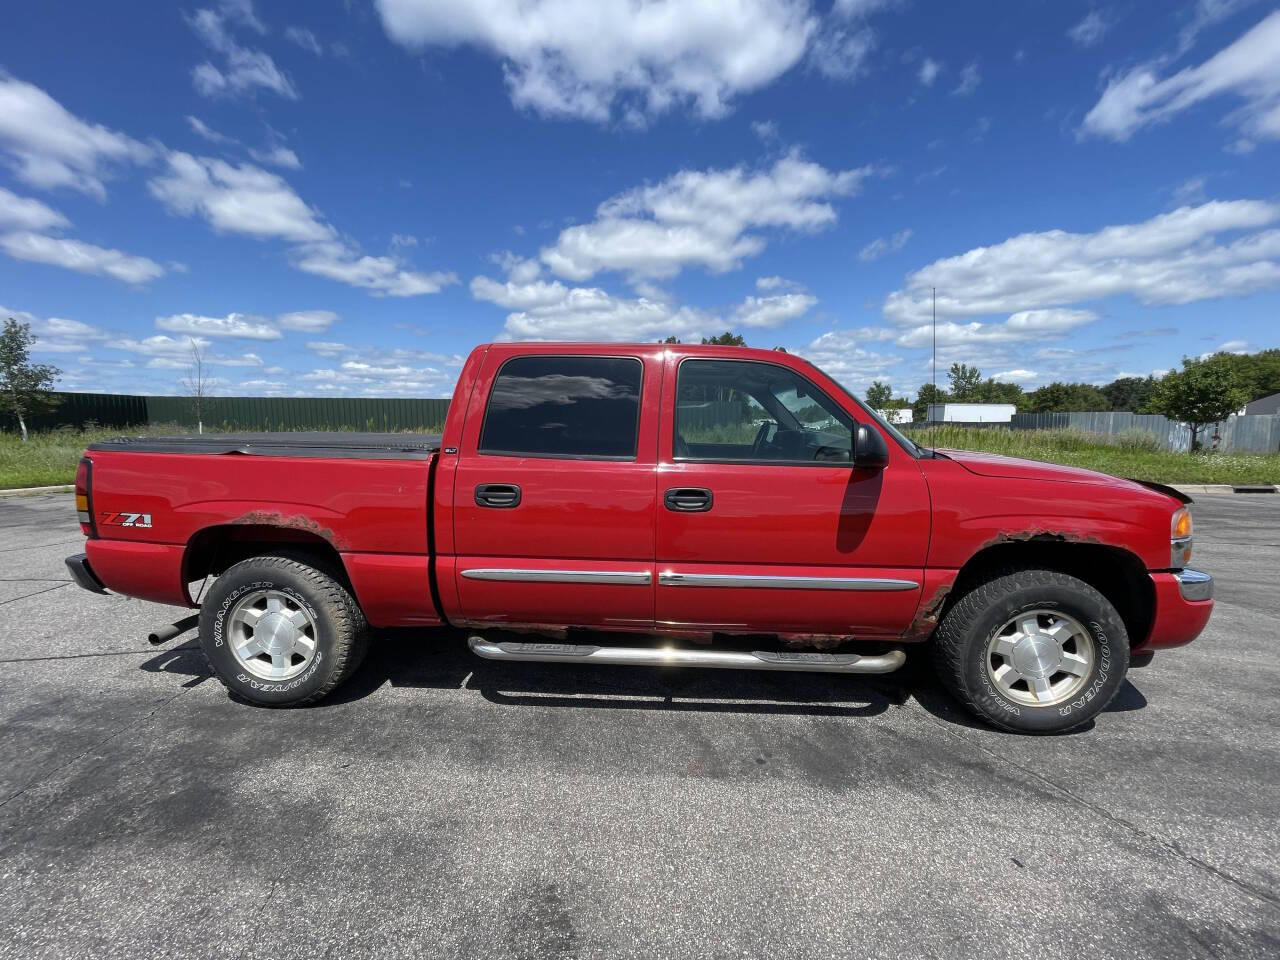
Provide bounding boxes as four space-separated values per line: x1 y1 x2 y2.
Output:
1134 569 1214 653
65 553 109 595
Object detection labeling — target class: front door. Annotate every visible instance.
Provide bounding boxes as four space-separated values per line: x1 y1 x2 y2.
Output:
452 350 660 631
655 355 930 640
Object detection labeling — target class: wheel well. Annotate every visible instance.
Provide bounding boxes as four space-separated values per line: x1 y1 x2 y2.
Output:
183 524 351 596
944 540 1154 648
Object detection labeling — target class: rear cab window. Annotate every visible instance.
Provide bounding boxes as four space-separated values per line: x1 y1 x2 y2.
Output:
479 355 643 459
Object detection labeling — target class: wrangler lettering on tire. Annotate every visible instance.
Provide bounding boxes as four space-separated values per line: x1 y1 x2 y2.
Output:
197 554 369 707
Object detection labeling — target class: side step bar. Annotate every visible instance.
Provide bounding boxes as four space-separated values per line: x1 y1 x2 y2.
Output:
467 636 906 674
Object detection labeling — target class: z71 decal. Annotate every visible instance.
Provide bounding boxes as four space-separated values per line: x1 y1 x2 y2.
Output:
99 511 152 529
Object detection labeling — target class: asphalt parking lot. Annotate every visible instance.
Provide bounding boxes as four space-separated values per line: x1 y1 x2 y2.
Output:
1 493 1278 959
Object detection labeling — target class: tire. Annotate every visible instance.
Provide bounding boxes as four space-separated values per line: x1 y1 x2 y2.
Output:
197 554 369 707
932 569 1129 733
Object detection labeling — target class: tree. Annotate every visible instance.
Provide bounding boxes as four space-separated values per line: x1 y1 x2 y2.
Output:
947 362 983 401
661 336 681 344
1025 381 1109 413
865 380 893 410
1100 375 1158 412
913 383 948 422
1150 355 1250 451
974 378 1024 406
0 318 61 442
181 340 212 435
701 331 746 346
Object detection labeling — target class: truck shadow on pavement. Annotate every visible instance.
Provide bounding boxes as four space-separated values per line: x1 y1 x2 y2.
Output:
138 628 1148 729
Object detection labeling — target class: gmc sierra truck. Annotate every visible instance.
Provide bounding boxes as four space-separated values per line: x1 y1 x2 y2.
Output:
65 342 1213 733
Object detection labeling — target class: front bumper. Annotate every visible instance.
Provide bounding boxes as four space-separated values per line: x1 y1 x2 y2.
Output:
1134 568 1214 653
1176 568 1213 601
65 553 109 595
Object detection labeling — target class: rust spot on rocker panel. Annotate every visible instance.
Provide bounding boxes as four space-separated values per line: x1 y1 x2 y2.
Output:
231 511 347 550
903 584 950 643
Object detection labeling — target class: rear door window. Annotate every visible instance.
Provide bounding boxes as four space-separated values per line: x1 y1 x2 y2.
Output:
479 355 643 459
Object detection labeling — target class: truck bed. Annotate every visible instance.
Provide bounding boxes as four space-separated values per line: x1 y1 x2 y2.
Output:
88 432 441 460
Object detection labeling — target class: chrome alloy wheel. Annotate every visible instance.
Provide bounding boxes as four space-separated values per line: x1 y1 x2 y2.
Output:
985 609 1094 707
226 589 318 681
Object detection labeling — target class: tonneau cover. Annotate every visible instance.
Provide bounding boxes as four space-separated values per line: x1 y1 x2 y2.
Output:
88 432 441 460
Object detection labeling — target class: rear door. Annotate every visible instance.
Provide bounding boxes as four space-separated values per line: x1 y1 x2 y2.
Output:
450 348 660 631
656 354 930 639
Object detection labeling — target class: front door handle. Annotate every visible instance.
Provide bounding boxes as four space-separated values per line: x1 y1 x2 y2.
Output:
475 483 521 508
664 487 713 513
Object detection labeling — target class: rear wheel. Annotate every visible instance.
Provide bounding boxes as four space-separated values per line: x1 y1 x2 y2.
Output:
198 554 368 706
932 569 1128 733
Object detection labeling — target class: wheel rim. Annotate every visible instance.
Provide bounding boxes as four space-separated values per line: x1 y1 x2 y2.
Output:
985 609 1094 707
226 589 318 681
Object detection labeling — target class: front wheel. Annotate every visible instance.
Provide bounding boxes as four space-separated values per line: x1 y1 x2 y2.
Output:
197 554 369 707
932 569 1129 733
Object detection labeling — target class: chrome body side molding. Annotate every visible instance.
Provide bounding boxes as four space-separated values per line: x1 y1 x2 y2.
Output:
460 568 652 586
656 572 919 591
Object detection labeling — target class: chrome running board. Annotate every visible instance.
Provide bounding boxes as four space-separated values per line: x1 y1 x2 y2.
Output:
467 636 906 674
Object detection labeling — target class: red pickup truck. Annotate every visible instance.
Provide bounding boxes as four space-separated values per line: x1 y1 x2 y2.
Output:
65 342 1213 732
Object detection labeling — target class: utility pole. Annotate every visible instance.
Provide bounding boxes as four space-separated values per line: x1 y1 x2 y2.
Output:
931 286 937 411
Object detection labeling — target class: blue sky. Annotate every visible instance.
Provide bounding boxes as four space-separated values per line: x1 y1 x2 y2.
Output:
1 0 1278 399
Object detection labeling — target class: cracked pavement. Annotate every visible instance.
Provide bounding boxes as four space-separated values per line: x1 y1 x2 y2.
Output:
0 493 1277 959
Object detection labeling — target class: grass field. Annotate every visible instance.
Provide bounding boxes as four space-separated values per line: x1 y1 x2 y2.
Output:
907 425 1280 485
2 423 1277 489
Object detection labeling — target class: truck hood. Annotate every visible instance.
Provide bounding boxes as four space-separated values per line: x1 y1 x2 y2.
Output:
936 448 1190 506
938 448 1130 487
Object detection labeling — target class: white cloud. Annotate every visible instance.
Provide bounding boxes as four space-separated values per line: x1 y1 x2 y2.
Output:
155 312 283 340
732 292 817 327
1082 10 1280 142
292 241 458 296
390 233 418 247
190 7 297 100
0 187 69 231
541 150 876 281
751 120 779 142
373 0 815 123
186 115 238 146
952 60 980 96
0 74 153 198
893 309 1098 348
277 310 339 332
859 227 912 261
755 275 794 290
1068 10 1114 48
797 329 903 393
471 275 571 310
149 151 330 243
249 145 301 169
107 332 264 369
1216 338 1249 352
884 200 1280 324
917 57 941 86
0 231 165 284
148 151 454 296
0 306 110 355
285 26 324 55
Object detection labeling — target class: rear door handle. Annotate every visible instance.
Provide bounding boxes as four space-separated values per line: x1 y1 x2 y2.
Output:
664 487 713 512
475 483 521 508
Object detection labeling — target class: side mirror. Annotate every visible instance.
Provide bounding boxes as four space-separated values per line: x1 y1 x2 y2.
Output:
853 423 889 470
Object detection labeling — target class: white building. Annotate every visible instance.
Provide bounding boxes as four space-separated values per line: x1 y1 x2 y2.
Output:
926 403 1017 424
877 408 914 424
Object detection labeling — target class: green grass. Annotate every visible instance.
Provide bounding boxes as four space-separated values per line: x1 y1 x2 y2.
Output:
3 423 1276 490
908 425 1280 484
0 423 444 490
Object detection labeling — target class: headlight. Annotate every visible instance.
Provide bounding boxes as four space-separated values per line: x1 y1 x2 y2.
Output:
1170 507 1192 568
